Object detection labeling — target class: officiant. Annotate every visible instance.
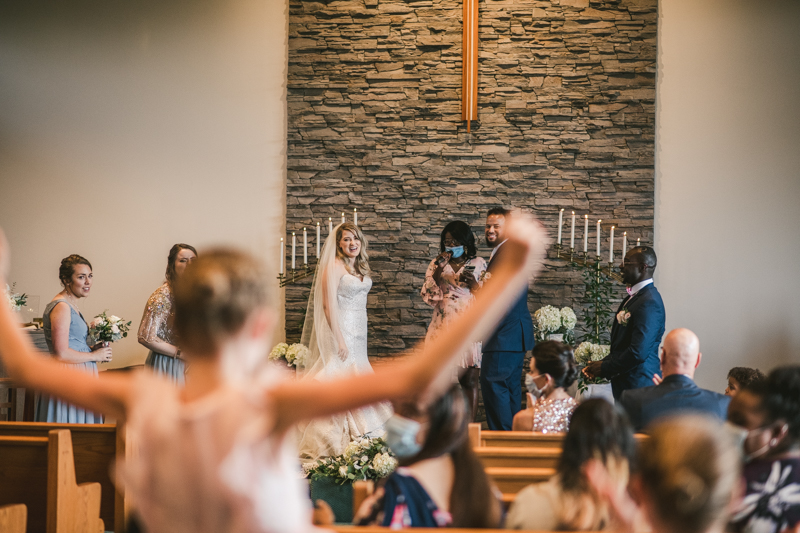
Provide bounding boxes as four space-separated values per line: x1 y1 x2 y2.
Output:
583 246 665 400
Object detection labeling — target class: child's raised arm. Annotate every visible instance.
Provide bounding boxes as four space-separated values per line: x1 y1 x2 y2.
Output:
270 215 549 434
0 230 132 421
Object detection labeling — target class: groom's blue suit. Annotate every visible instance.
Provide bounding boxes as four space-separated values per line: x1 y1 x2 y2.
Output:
480 243 535 430
600 283 665 400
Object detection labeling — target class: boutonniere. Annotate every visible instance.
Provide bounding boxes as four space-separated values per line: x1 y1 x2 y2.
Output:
479 271 492 282
616 308 631 326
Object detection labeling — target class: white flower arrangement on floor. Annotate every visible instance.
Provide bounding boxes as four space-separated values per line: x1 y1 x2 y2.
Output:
533 305 577 344
88 311 131 345
303 435 397 485
269 342 310 368
574 341 611 391
5 283 27 312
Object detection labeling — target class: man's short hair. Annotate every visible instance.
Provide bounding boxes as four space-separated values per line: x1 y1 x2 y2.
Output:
487 207 510 218
629 246 657 270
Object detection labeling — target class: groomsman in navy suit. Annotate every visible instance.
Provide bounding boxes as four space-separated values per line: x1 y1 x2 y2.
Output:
480 207 535 430
584 246 665 400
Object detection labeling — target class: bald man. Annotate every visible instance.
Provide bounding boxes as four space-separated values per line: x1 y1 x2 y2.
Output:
619 328 730 432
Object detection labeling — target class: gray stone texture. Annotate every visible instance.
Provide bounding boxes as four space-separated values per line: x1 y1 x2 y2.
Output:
286 0 657 354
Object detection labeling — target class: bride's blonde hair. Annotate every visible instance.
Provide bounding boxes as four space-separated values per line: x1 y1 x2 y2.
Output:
335 222 370 277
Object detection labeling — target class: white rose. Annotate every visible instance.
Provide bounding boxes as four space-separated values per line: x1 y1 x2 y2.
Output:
338 466 348 477
109 315 121 323
111 324 120 334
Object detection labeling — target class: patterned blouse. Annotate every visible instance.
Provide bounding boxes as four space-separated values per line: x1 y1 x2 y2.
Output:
138 282 178 347
532 397 578 434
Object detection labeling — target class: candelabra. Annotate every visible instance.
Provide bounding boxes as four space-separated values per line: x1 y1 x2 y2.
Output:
277 260 318 288
551 243 623 284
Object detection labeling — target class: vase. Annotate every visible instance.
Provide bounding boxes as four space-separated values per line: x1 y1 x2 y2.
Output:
547 333 564 342
309 476 353 523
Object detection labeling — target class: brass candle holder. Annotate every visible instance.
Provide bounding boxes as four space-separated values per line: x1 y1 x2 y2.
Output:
277 260 318 288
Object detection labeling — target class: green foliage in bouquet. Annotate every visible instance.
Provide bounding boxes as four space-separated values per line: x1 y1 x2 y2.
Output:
5 283 27 311
304 436 397 486
88 311 132 344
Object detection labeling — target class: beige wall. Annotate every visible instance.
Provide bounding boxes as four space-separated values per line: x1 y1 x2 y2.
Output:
655 0 800 389
0 1 288 369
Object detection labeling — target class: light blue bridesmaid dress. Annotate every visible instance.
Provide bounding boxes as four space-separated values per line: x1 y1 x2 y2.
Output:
35 299 103 423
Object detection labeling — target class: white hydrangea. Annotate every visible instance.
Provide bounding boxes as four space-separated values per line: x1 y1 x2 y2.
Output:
534 305 562 333
269 342 288 361
590 344 610 362
560 307 577 330
287 343 310 367
338 465 348 477
371 452 397 477
574 342 610 364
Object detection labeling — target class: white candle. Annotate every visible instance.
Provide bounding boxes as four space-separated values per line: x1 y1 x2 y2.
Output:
316 222 321 257
609 226 615 263
637 238 641 247
303 227 308 265
583 215 589 252
622 232 627 261
570 211 575 249
596 220 601 257
291 233 296 270
557 209 564 244
354 208 358 226
329 217 333 234
341 212 345 224
280 238 285 275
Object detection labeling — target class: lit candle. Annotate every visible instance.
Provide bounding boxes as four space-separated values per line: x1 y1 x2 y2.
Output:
316 222 321 257
637 238 641 247
583 215 589 252
609 226 615 263
280 238 285 275
329 217 333 234
596 220 601 257
622 232 627 261
303 227 308 265
341 212 345 224
354 208 358 226
570 211 575 249
291 233 296 270
557 209 564 244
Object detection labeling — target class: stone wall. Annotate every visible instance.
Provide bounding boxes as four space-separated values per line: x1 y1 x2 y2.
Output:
286 0 657 352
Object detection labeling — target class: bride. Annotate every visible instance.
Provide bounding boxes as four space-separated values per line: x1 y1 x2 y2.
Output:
297 222 392 460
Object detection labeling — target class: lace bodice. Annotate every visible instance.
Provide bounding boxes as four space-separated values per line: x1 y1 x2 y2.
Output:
337 274 371 312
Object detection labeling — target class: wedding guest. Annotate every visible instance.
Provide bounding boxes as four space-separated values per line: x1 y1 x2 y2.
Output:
481 207 535 430
512 340 578 433
355 385 501 528
587 415 742 533
727 365 800 533
584 246 665 400
619 328 729 432
138 243 197 385
0 216 549 533
421 221 487 420
35 254 111 423
724 366 765 396
506 399 637 530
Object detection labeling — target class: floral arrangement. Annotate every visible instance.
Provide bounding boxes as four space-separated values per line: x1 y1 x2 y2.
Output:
574 341 611 392
88 311 132 344
269 342 310 368
5 283 27 312
303 436 397 485
533 305 577 344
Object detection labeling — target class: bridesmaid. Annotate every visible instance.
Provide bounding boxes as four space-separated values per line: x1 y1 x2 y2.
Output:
138 243 196 384
35 254 111 423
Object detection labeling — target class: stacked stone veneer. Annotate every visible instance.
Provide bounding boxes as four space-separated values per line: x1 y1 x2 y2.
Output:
286 0 657 353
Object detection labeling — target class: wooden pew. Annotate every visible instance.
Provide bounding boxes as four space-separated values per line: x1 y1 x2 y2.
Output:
333 527 602 533
468 423 567 448
0 430 104 533
0 422 125 532
0 504 27 533
475 446 561 469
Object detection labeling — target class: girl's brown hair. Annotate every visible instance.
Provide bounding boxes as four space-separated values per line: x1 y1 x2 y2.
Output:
165 243 198 285
59 254 92 287
335 222 370 277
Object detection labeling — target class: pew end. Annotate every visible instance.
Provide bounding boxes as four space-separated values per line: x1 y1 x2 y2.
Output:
0 504 27 533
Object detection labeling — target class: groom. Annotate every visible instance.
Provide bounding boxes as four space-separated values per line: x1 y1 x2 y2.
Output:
480 207 535 430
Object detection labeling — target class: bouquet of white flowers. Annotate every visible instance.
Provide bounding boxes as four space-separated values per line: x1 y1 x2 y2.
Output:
269 342 310 368
88 311 132 345
533 305 577 344
303 436 397 485
5 283 27 312
574 341 611 391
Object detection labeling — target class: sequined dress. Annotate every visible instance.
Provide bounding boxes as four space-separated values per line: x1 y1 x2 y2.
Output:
532 397 577 434
296 274 393 461
138 283 184 385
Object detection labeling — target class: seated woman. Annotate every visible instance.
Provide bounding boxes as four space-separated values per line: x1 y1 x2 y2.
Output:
587 415 743 533
512 340 578 433
727 365 800 533
506 399 637 530
355 385 501 528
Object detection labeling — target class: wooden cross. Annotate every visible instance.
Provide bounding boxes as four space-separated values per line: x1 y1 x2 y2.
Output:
462 0 479 132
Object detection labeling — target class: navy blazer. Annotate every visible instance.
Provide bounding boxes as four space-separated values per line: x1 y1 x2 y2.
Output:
619 374 731 432
601 283 665 399
483 242 535 353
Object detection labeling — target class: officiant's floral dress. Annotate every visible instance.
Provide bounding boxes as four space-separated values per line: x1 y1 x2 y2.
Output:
421 257 487 368
139 282 185 385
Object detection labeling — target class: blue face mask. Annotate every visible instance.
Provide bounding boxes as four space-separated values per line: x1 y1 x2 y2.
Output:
445 246 465 259
384 414 423 459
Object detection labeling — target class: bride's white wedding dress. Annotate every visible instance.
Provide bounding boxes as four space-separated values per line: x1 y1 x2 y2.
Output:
297 236 392 461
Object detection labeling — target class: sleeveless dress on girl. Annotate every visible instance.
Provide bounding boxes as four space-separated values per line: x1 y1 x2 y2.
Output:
35 299 103 423
139 282 185 385
296 274 393 461
118 371 313 533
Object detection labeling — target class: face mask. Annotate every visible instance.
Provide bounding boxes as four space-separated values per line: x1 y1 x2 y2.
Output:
525 373 545 399
384 414 423 459
724 421 778 463
445 246 464 259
